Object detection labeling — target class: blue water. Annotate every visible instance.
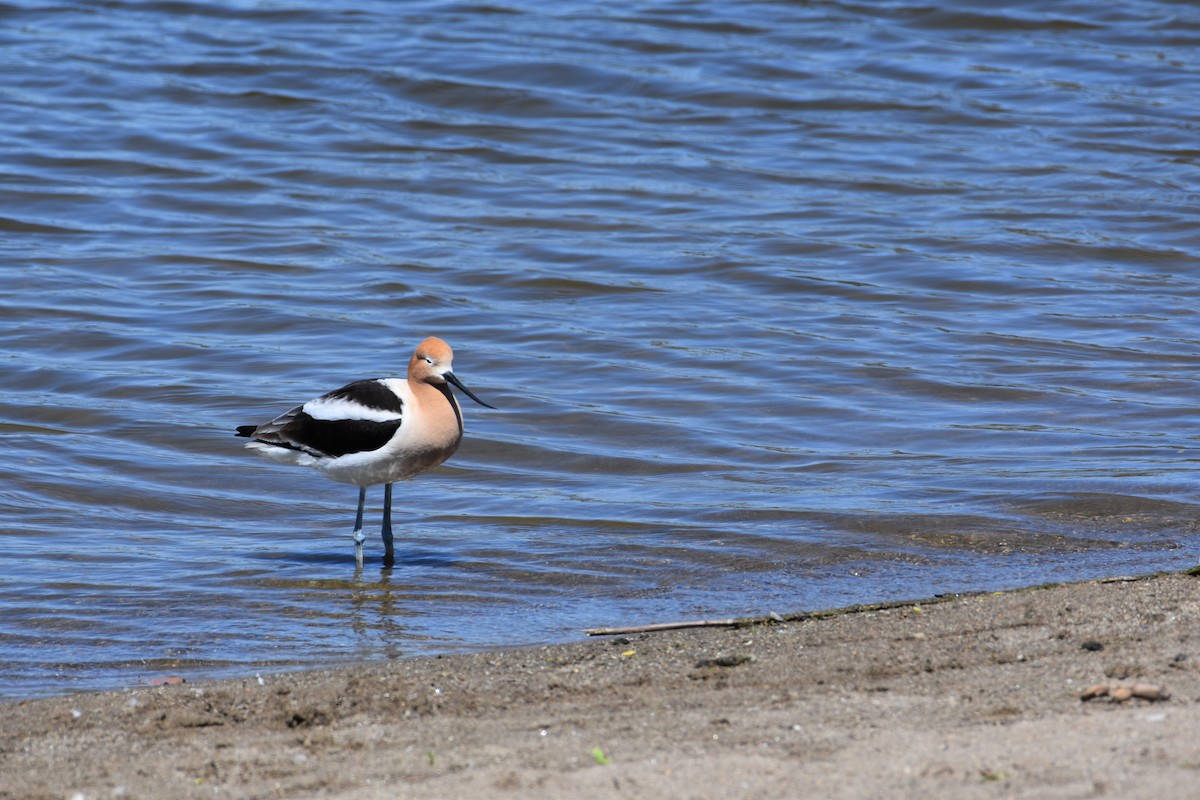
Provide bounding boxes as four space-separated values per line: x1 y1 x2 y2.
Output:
2 0 1199 699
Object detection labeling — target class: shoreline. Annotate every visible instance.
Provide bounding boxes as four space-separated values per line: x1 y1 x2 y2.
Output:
3 570 1198 799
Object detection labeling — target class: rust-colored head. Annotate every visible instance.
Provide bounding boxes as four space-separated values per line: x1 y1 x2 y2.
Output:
408 337 495 409
409 336 455 384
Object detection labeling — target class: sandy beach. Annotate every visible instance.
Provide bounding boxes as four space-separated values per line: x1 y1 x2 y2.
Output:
3 571 1198 800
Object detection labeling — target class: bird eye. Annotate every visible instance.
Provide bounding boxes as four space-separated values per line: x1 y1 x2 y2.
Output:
424 357 435 365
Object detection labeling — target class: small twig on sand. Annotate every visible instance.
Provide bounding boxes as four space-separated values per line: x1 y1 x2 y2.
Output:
585 618 746 636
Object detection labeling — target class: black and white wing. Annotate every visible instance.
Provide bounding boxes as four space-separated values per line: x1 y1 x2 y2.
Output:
237 379 405 458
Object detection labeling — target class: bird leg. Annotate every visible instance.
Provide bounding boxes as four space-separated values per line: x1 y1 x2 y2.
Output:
381 483 395 568
353 486 367 569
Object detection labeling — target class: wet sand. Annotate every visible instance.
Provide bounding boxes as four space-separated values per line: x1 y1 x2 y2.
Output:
3 571 1198 800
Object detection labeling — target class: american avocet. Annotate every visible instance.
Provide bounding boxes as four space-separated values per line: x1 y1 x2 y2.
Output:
236 336 494 568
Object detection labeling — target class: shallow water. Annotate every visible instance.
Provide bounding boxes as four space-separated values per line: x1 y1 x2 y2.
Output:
2 0 1199 699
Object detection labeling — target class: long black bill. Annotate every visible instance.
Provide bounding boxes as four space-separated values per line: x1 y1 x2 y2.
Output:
445 372 496 409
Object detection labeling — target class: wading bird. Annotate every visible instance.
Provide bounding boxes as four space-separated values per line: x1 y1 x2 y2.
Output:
236 337 494 568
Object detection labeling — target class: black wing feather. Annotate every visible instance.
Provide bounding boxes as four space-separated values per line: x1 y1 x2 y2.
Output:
270 412 401 457
326 379 405 414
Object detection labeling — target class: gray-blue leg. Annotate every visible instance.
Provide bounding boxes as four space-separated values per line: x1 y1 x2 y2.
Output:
381 483 395 568
353 486 367 568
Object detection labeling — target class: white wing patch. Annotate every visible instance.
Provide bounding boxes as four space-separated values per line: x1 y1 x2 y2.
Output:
303 395 403 423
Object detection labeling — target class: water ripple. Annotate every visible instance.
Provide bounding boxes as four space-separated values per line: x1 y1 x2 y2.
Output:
1 0 1199 698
